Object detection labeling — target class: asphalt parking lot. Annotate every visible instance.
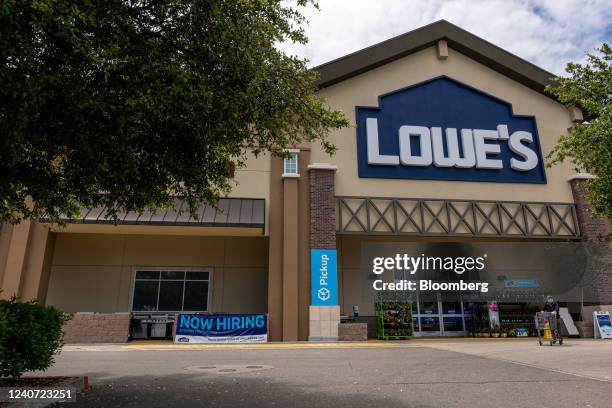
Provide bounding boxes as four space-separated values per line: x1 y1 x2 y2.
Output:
33 339 612 408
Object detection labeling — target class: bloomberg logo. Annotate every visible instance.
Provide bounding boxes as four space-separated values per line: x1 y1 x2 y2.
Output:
356 76 547 184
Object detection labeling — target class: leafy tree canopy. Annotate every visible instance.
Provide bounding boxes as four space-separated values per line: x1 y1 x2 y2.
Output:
546 43 612 216
0 0 348 223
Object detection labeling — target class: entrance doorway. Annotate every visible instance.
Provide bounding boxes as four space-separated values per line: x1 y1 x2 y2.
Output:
413 292 469 337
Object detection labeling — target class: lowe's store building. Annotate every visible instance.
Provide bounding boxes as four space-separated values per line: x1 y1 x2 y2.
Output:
1 21 610 343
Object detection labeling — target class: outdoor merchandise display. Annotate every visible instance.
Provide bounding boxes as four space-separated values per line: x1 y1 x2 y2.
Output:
375 292 414 339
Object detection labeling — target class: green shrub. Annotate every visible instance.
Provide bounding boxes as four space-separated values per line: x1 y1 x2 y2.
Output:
0 298 71 378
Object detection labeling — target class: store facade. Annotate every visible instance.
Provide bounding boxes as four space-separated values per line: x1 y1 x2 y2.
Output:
1 21 609 342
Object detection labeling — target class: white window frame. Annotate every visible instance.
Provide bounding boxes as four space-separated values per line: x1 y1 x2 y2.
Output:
282 149 300 177
129 267 213 313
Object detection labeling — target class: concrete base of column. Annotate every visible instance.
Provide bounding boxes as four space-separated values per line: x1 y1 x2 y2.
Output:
308 305 340 341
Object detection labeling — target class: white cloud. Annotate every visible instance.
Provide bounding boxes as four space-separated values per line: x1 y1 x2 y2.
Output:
278 0 612 75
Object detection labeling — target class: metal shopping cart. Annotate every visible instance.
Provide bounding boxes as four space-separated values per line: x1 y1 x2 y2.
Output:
535 311 563 346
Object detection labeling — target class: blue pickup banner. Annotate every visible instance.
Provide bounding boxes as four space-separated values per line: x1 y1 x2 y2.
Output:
311 249 338 306
174 313 267 343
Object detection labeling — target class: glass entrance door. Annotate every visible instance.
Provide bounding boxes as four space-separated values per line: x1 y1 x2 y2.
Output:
417 293 439 334
440 293 466 336
413 292 468 337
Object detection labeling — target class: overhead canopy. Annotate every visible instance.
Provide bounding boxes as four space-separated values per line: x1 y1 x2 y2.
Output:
58 198 265 229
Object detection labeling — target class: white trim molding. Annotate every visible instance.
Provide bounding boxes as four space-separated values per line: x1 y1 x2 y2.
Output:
568 173 596 181
307 163 338 171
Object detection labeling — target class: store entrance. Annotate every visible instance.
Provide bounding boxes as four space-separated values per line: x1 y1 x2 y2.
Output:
413 292 469 337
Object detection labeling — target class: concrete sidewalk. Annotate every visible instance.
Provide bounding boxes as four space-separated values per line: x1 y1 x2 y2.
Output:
422 338 612 382
34 338 612 407
59 338 612 383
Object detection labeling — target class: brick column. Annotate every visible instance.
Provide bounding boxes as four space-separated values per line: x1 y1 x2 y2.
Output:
569 174 612 311
308 163 339 341
569 174 609 242
309 167 337 250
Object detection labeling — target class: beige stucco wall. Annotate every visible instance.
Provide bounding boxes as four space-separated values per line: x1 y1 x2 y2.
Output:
228 151 271 234
46 234 268 314
228 151 271 198
313 46 575 203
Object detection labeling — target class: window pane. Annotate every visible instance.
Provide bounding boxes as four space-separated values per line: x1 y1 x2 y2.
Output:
443 316 464 331
186 271 209 281
132 281 159 311
184 281 208 311
158 281 184 311
136 270 160 280
420 316 440 332
161 271 185 280
283 153 298 174
442 301 461 315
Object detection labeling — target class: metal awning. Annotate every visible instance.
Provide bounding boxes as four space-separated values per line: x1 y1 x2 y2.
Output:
59 198 265 229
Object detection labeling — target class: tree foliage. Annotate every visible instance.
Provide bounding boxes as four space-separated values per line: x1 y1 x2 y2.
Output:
546 43 612 216
0 0 348 223
0 297 70 378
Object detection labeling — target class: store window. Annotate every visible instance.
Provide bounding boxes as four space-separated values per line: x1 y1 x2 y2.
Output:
283 151 299 175
131 269 211 312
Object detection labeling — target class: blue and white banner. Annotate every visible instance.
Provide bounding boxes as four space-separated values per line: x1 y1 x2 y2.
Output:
311 249 338 306
174 313 267 343
356 76 546 184
594 311 612 339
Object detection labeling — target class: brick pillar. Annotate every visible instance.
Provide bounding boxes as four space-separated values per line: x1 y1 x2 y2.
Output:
308 164 339 341
569 175 609 242
309 167 337 250
569 174 612 309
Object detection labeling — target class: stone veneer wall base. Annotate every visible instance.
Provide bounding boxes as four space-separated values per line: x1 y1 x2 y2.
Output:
63 312 130 343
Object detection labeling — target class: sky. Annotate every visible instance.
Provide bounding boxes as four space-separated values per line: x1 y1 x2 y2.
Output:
278 0 612 75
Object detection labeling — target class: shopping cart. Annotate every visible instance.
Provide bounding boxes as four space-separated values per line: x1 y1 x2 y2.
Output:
535 311 563 346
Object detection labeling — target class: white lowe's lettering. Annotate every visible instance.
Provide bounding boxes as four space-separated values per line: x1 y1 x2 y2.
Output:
366 119 538 171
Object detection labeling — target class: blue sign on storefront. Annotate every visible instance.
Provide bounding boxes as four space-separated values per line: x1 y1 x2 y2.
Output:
356 76 546 184
504 279 541 288
311 249 338 306
174 313 267 343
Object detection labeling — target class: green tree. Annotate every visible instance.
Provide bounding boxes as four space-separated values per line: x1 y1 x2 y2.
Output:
0 0 347 224
546 43 612 216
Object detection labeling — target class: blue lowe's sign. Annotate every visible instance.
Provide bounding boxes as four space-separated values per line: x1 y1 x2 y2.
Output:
311 249 338 306
174 313 267 343
356 76 546 183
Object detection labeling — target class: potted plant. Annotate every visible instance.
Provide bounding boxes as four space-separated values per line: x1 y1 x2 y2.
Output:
491 325 501 338
507 328 517 337
500 327 508 338
481 327 491 338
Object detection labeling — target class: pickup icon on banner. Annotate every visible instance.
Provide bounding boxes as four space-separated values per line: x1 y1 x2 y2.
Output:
311 249 338 306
